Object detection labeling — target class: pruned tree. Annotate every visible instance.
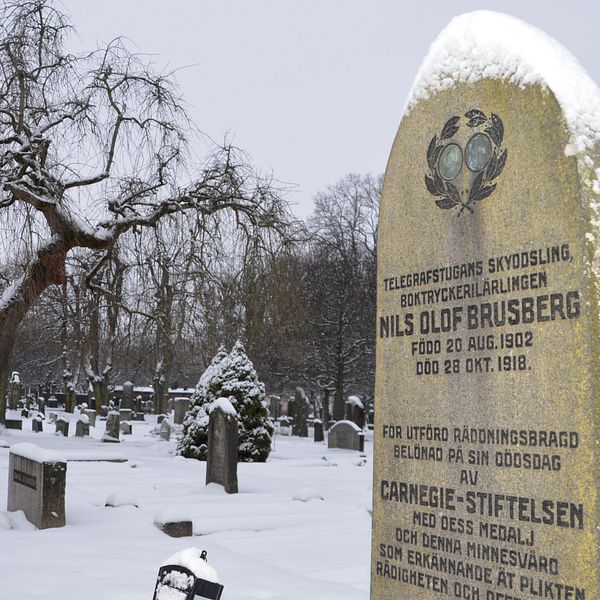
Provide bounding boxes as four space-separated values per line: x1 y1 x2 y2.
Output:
0 0 289 422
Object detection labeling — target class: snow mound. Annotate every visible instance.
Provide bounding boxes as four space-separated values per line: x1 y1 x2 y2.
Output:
105 492 138 508
209 396 237 416
346 395 363 409
0 439 9 448
0 510 35 530
293 487 325 502
77 414 89 424
407 11 600 155
162 548 219 583
154 507 192 525
10 442 66 463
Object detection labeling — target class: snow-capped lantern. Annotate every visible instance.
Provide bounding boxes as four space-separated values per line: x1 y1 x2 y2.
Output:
152 548 223 600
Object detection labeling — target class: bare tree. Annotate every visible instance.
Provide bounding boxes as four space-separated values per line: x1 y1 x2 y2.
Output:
0 1 289 422
304 173 380 420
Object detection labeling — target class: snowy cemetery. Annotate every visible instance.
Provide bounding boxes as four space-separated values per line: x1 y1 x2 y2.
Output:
2 2 600 600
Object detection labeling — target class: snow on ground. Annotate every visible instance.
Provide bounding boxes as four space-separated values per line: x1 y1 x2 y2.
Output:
0 411 373 599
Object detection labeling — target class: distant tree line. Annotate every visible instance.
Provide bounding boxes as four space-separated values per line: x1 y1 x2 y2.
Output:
9 172 380 417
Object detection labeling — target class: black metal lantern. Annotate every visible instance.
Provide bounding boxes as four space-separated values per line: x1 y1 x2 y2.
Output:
152 562 224 600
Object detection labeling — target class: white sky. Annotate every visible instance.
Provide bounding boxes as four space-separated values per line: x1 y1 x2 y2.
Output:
59 0 600 219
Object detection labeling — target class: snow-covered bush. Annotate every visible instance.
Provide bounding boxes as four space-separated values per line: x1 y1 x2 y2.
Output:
177 347 228 460
177 341 273 462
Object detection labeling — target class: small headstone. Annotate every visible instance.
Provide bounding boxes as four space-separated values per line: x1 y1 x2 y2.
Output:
120 421 132 435
313 419 324 442
327 420 364 451
206 399 238 494
75 416 89 437
345 395 365 430
173 397 191 425
55 417 69 437
20 408 29 418
158 520 192 538
46 396 58 409
100 405 108 418
154 509 193 538
5 419 22 430
157 413 166 425
119 408 132 422
159 420 171 441
102 411 120 443
32 418 43 433
84 408 96 427
121 381 134 410
7 443 66 529
47 411 57 424
132 411 145 421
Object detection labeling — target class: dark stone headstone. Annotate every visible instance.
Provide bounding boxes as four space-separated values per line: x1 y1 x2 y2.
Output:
157 414 166 425
327 420 364 451
121 381 134 410
206 403 238 494
102 412 120 443
173 397 191 425
8 444 66 529
313 420 324 442
32 419 43 433
157 520 193 538
55 418 69 437
100 406 108 418
46 396 58 409
132 411 145 421
5 419 22 430
75 419 89 437
21 408 29 418
345 396 365 430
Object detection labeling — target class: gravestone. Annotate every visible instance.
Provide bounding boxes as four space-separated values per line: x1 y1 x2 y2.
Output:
5 418 22 430
121 381 134 409
84 408 96 427
159 419 171 441
47 411 57 424
206 400 238 494
371 12 600 600
291 387 310 437
55 416 69 437
75 416 89 437
20 408 29 418
46 396 58 409
157 413 166 425
32 417 43 433
328 420 364 451
7 443 66 529
345 395 365 430
120 421 132 435
173 397 191 425
9 371 21 410
119 408 132 422
313 419 324 442
102 411 120 443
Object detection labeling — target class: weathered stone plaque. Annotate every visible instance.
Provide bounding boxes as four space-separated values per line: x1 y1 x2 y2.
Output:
372 13 600 600
7 443 66 529
328 420 365 451
206 401 238 494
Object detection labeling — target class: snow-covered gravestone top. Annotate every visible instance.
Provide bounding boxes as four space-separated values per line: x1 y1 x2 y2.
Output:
372 12 600 600
206 398 238 494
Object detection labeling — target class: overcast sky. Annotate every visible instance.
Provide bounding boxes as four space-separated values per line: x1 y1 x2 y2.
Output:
59 0 600 218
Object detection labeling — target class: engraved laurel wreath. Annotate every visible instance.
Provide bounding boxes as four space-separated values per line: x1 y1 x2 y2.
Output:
424 110 508 214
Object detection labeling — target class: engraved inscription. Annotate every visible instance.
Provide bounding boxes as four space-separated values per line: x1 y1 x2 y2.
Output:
14 469 37 490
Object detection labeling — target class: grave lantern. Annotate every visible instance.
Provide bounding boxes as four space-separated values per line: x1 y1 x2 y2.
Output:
152 549 224 600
